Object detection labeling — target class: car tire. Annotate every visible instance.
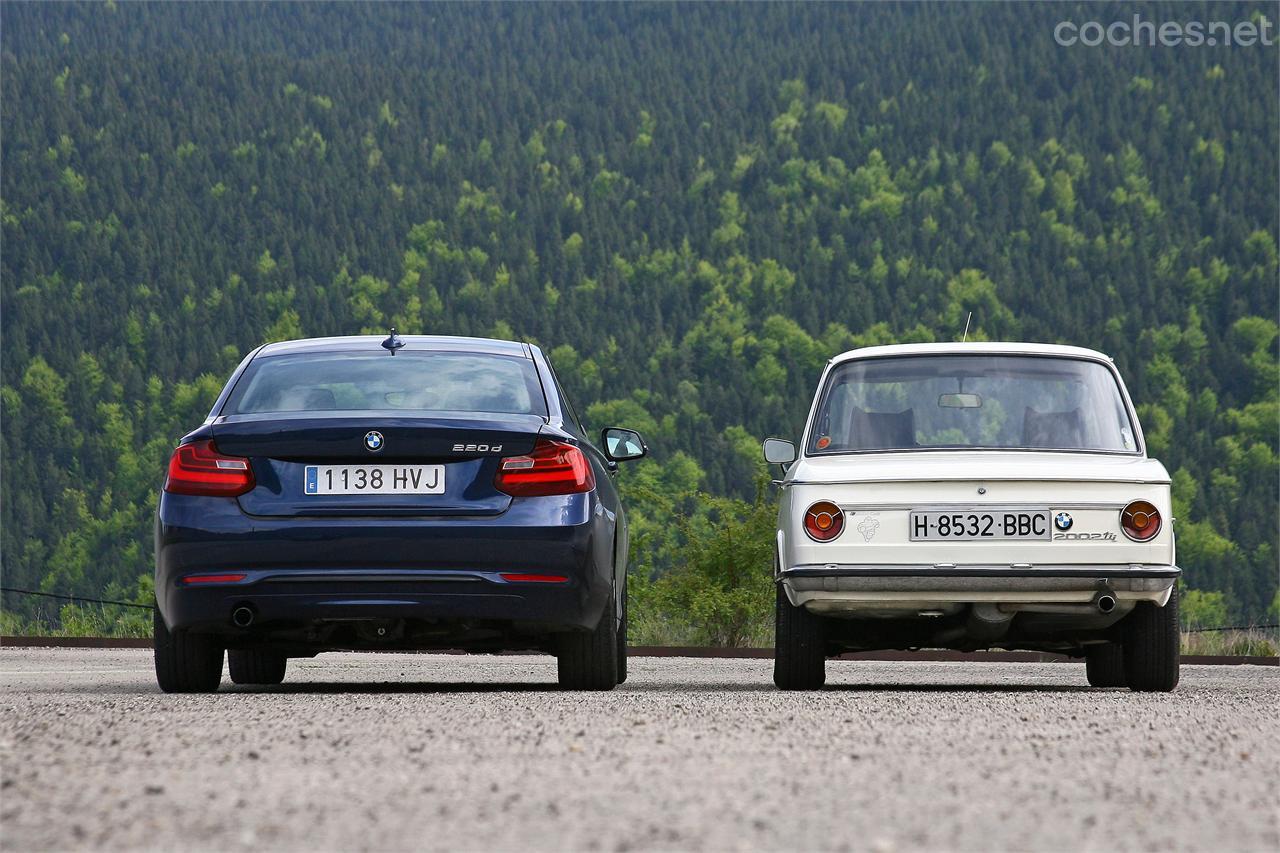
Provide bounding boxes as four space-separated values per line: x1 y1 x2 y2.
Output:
616 585 628 685
557 593 619 691
1123 584 1180 693
1084 643 1126 687
228 649 288 685
774 582 825 690
153 609 223 693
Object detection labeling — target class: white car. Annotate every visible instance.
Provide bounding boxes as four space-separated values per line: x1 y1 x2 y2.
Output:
764 342 1179 692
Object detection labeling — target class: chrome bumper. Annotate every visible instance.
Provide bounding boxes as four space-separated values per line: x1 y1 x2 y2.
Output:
779 564 1179 610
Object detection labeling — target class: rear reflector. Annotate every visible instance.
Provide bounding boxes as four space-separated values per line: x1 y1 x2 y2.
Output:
165 440 255 497
182 573 248 585
499 573 569 584
494 439 595 497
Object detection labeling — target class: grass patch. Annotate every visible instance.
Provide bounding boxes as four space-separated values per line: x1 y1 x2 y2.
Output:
1 605 151 639
1182 629 1278 657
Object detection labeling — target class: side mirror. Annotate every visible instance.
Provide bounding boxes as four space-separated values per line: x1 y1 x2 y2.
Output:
762 438 797 465
602 427 647 462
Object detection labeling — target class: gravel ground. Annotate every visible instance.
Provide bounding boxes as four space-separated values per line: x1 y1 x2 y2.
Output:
1 648 1276 852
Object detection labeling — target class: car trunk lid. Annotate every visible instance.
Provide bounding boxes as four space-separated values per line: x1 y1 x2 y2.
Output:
785 451 1173 566
211 411 544 517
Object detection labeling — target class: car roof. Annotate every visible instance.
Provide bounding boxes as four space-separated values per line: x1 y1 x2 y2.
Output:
829 341 1113 365
256 335 531 358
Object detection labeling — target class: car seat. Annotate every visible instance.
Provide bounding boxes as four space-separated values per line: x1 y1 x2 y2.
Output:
1022 407 1084 448
302 388 338 410
848 407 915 450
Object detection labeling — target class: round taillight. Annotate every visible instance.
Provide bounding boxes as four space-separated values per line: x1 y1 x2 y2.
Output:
1120 500 1162 542
803 501 845 542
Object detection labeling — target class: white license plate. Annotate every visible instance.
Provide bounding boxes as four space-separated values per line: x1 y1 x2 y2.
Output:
304 465 445 495
909 509 1050 541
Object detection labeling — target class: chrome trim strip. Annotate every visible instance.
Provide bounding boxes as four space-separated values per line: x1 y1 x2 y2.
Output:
805 447 1144 458
780 478 1170 487
837 502 1128 512
786 577 1176 594
780 563 1180 579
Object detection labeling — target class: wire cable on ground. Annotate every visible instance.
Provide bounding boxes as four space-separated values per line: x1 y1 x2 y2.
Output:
0 587 153 610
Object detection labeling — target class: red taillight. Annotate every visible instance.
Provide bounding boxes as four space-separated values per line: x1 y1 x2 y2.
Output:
494 439 595 497
803 501 845 542
164 440 255 497
182 573 248 585
1120 500 1161 541
499 573 569 584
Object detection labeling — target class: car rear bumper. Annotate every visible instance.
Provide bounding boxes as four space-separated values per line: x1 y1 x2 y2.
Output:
156 492 614 636
159 569 606 635
779 563 1179 610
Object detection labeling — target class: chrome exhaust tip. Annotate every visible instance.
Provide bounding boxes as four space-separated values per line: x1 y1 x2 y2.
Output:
1093 592 1117 614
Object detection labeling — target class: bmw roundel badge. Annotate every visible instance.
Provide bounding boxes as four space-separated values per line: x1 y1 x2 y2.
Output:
1054 511 1073 531
364 431 385 452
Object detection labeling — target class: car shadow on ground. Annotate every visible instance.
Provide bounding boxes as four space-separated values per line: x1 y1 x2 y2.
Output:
5 679 561 696
621 681 1100 694
224 681 565 694
820 682 1099 693
229 681 1103 695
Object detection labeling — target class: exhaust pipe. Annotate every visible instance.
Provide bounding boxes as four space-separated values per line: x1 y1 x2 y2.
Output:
231 605 255 628
1092 591 1117 614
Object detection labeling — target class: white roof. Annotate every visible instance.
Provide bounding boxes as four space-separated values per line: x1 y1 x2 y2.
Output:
830 341 1113 365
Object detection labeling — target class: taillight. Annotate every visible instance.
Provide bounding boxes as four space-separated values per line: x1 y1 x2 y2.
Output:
495 439 595 497
803 500 845 542
500 573 569 584
164 440 255 497
1120 500 1161 541
182 573 248 585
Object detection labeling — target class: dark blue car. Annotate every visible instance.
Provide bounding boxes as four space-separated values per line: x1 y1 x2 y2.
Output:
154 333 646 692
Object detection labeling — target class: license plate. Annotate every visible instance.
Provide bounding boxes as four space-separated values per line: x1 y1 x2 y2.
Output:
909 509 1050 541
304 465 445 495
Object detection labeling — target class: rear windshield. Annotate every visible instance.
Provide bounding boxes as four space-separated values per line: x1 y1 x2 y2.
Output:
224 351 547 417
807 355 1138 454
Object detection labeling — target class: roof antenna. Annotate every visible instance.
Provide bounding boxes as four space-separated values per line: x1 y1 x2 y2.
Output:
961 311 972 343
381 327 405 355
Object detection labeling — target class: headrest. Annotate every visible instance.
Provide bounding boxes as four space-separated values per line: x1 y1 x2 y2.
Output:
848 407 915 450
302 387 337 410
1023 407 1084 448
